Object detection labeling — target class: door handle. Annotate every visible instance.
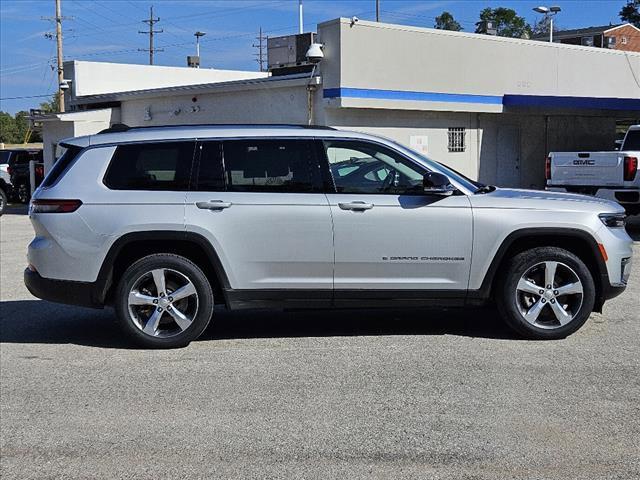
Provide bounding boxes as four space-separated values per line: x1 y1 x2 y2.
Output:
196 200 232 210
338 201 374 211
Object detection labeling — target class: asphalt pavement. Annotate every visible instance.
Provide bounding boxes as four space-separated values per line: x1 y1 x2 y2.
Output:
1 206 639 479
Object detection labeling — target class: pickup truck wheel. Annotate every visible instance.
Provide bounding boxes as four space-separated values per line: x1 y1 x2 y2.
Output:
115 254 214 349
0 188 7 215
497 247 595 340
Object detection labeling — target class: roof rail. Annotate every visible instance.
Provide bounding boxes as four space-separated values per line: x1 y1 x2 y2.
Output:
97 123 131 134
96 123 335 134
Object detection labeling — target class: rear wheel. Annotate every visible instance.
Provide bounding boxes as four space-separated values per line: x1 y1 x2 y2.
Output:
497 247 596 339
115 254 214 348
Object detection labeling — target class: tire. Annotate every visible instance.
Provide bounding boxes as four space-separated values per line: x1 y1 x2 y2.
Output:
0 188 6 215
114 254 214 348
496 247 596 340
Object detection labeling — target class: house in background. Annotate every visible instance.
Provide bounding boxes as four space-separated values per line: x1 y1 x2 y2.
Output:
533 23 640 52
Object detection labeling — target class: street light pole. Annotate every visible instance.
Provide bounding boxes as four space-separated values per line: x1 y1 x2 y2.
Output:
194 31 205 59
533 6 561 43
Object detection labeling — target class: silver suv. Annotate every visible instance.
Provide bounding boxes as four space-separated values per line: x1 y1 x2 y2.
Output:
25 125 633 348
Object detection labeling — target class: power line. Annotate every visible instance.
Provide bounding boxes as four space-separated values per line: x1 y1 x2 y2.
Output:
0 93 56 101
138 6 163 65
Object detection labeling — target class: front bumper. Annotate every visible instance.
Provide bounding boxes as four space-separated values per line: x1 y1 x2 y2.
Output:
24 268 102 308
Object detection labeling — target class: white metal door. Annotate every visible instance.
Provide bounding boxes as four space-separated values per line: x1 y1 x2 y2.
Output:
496 126 521 187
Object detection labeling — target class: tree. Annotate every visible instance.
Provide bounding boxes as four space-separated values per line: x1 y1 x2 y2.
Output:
434 11 462 31
532 15 553 36
620 0 640 28
476 7 532 38
39 93 60 114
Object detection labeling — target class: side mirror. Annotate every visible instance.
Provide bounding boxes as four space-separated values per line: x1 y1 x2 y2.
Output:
423 171 455 196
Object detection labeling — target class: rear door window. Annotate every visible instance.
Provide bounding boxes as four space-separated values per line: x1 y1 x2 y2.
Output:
104 141 196 191
221 139 321 193
194 141 225 191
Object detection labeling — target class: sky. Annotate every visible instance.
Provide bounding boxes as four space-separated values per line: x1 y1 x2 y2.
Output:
0 0 629 114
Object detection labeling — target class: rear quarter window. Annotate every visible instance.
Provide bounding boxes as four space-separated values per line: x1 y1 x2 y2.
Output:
41 145 83 188
104 141 196 191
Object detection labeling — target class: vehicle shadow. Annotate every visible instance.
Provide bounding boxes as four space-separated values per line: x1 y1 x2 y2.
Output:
0 300 517 349
1 204 28 215
626 216 640 241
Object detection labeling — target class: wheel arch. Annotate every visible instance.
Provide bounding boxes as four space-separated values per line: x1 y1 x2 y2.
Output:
473 228 609 311
95 231 230 307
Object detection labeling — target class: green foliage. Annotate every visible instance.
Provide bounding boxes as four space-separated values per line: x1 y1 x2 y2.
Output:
0 110 42 144
620 0 640 27
434 11 462 31
476 7 533 38
39 92 60 113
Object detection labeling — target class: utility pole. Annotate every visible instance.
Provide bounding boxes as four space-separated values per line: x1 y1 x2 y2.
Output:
138 6 163 65
252 27 267 72
376 0 380 22
43 0 68 112
55 0 65 111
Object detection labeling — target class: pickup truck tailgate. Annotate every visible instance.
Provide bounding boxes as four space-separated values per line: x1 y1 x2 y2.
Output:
549 152 624 187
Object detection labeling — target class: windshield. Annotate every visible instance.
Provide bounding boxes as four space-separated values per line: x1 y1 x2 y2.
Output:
0 151 10 165
386 139 484 193
623 130 640 150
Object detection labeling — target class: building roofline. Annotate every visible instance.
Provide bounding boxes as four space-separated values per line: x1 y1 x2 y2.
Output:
71 73 320 105
321 17 640 56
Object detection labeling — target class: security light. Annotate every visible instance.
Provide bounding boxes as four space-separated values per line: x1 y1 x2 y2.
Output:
533 6 549 13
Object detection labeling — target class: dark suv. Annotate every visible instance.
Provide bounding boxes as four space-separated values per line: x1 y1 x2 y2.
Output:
5 149 44 203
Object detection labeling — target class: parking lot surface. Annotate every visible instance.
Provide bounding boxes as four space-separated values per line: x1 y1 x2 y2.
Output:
1 207 639 479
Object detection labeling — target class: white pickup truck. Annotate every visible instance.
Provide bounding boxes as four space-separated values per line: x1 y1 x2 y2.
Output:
546 125 640 215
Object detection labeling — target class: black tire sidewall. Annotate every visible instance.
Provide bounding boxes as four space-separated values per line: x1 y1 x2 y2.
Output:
115 254 214 348
0 188 6 215
498 247 596 340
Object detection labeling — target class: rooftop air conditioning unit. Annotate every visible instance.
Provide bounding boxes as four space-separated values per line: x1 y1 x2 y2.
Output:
267 32 316 75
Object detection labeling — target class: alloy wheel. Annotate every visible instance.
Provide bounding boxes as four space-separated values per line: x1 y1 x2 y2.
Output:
515 261 584 330
127 268 199 338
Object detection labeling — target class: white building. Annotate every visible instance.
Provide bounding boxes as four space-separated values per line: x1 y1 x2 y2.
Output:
40 18 640 189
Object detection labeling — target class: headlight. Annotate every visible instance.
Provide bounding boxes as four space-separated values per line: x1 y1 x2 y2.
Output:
599 213 626 228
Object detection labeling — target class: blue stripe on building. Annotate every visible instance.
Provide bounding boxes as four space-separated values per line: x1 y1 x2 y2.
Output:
323 87 502 105
502 94 640 111
324 87 640 111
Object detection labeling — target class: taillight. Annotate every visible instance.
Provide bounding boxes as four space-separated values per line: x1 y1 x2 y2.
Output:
35 165 44 177
7 166 12 175
545 156 551 181
624 156 637 181
31 199 82 213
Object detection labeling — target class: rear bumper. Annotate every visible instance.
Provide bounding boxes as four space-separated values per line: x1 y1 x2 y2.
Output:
24 268 103 308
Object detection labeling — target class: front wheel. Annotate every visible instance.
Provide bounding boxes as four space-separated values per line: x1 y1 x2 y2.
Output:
115 254 214 348
497 247 596 340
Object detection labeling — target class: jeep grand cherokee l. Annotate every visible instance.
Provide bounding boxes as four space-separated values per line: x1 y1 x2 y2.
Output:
25 125 633 348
